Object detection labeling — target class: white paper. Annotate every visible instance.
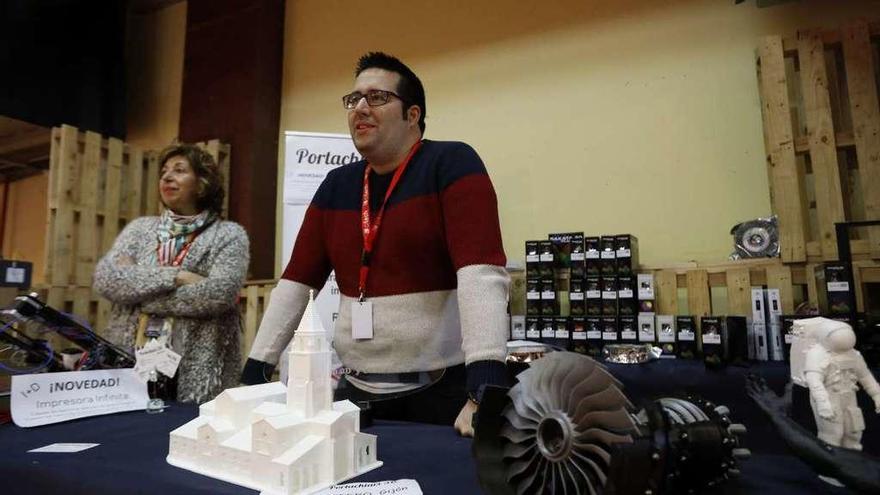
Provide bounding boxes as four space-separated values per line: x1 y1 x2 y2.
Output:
318 479 423 495
11 369 149 427
134 340 180 380
28 443 99 453
352 301 374 339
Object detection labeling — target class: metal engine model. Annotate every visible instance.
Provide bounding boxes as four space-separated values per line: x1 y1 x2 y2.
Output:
473 352 749 495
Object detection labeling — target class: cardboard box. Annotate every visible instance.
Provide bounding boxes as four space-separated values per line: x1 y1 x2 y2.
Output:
638 314 656 343
538 240 555 279
815 263 855 315
676 316 699 359
599 236 617 277
619 315 638 344
510 315 526 340
601 316 619 344
585 236 601 276
613 234 639 277
525 241 540 278
569 278 585 316
656 315 676 358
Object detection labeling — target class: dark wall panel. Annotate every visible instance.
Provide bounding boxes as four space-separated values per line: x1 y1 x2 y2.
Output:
179 0 283 279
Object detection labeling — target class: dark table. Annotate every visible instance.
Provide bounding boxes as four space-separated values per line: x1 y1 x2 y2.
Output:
1 360 877 494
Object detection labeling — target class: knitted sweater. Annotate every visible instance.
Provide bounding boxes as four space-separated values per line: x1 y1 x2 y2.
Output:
246 140 509 393
93 216 250 403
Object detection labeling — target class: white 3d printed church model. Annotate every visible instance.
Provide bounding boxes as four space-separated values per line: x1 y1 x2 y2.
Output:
167 293 382 495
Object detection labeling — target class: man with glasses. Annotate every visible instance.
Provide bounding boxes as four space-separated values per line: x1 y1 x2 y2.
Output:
243 52 508 436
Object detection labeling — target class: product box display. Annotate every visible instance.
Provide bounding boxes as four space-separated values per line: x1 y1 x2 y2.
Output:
701 316 724 368
526 278 541 316
549 232 582 271
599 236 617 277
638 313 655 344
614 234 639 276
510 315 526 340
601 316 619 344
584 236 601 276
569 278 585 316
570 233 586 278
619 315 638 344
586 316 603 357
637 273 655 300
551 316 571 350
749 287 769 361
601 277 618 316
617 275 637 316
541 318 555 342
701 316 749 368
676 316 699 359
526 316 541 341
766 288 784 361
570 316 588 355
815 263 855 315
540 278 557 316
525 240 540 278
538 240 555 279
656 315 676 358
585 276 602 316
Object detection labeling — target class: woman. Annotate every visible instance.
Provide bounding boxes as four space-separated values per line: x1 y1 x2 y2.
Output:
93 144 249 403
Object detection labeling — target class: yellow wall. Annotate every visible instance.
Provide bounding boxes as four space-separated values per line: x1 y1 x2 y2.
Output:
1 173 48 284
126 1 186 150
278 0 880 274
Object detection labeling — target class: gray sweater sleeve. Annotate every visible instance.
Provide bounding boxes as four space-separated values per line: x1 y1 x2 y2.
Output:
93 217 179 305
140 222 250 318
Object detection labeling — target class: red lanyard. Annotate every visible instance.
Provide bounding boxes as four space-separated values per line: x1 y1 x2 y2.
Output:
358 140 423 300
170 241 193 267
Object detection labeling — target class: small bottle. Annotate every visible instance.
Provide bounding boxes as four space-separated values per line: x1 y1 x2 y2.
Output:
146 369 165 414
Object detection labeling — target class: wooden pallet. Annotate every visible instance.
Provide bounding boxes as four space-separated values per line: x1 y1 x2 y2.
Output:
757 20 880 263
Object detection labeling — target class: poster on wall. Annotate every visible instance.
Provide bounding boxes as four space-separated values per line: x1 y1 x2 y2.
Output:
282 131 361 336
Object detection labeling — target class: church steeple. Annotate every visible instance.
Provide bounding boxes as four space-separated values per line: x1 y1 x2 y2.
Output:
286 291 333 417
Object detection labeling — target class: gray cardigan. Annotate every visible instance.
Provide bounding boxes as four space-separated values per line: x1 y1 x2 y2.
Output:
93 216 250 403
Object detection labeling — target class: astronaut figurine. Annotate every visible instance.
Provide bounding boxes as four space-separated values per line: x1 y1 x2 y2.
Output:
801 318 880 451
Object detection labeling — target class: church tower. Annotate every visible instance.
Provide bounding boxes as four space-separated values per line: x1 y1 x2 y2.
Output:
286 291 333 418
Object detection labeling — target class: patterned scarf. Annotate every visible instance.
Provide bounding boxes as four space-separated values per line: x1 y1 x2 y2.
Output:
156 209 216 266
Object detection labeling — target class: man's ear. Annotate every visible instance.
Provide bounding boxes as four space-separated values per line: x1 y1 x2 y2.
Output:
407 104 421 128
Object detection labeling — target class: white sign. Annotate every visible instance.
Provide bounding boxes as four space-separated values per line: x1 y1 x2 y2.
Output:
283 131 361 335
317 480 423 495
28 443 100 453
11 369 149 427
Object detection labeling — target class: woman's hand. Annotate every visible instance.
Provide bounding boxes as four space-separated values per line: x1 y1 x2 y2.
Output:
175 270 205 287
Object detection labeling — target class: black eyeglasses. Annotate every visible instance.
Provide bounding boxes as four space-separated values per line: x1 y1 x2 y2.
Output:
342 90 403 109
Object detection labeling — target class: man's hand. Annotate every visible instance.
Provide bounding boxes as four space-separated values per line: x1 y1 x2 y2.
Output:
175 270 205 287
454 399 478 437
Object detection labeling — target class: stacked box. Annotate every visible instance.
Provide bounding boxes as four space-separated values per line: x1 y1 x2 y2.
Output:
510 315 526 340
656 315 676 358
638 313 656 344
617 275 637 316
526 279 541 316
525 241 540 277
619 315 638 344
569 278 585 316
586 316 604 358
637 273 656 313
585 276 602 316
540 318 555 343
676 316 699 359
551 316 571 350
781 315 802 361
570 234 586 279
538 241 555 279
525 316 541 341
614 234 639 277
815 263 855 315
750 287 769 361
601 316 619 344
766 289 784 361
540 279 557 316
599 236 617 277
601 277 618 316
726 316 750 365
585 237 601 276
701 316 724 368
571 316 589 355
